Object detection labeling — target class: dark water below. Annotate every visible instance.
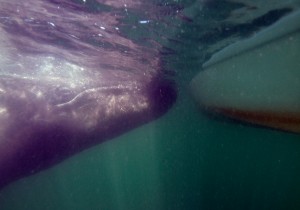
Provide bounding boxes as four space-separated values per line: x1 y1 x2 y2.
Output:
0 1 300 209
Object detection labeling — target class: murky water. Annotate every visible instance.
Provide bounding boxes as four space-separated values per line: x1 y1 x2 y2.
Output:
0 1 300 209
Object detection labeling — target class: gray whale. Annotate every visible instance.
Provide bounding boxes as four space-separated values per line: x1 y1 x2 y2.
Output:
0 0 176 189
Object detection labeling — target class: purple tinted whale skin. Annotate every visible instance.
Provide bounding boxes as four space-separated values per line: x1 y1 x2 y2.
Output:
0 1 176 189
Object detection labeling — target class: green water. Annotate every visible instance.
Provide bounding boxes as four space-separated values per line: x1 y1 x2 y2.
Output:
0 77 299 209
1 1 300 208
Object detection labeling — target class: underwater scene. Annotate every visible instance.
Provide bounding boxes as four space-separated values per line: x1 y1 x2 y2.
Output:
0 0 299 209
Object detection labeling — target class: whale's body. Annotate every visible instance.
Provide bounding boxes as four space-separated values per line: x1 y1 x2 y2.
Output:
0 1 176 189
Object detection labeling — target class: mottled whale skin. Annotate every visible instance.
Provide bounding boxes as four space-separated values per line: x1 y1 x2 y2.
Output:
0 1 176 189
